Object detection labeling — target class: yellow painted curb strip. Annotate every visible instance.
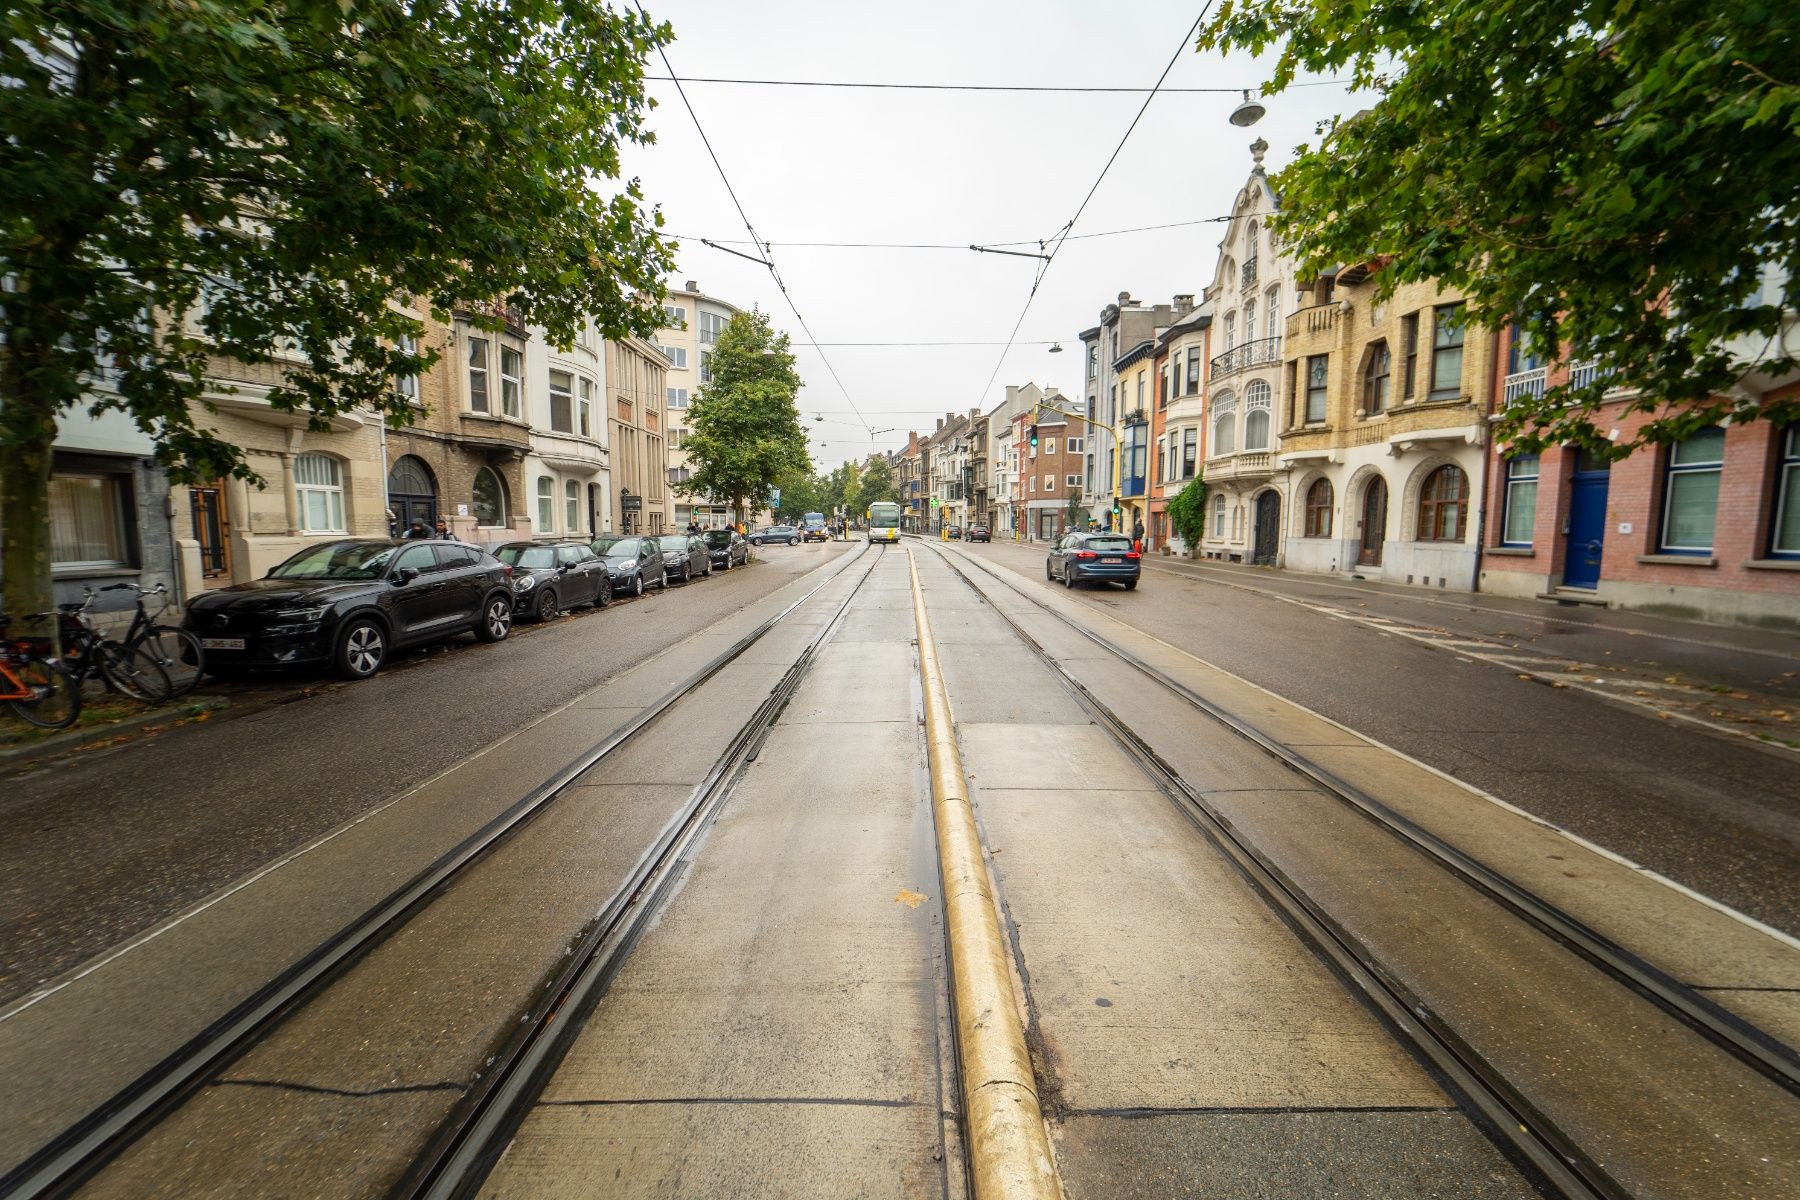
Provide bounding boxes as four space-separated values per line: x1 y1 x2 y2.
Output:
908 549 1064 1200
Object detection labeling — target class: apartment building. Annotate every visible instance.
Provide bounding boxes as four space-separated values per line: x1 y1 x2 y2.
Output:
521 319 609 541
606 336 670 535
1078 292 1176 523
654 280 739 529
1013 399 1086 542
1154 301 1212 553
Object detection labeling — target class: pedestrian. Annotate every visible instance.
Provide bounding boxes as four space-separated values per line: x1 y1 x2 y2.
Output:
1133 516 1145 554
434 520 451 540
687 519 700 536
403 520 432 540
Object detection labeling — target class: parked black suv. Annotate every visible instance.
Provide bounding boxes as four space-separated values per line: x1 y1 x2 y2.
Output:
183 539 515 680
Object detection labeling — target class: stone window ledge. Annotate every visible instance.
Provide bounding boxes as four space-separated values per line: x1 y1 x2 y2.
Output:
1635 553 1717 567
1485 546 1536 557
1745 558 1800 572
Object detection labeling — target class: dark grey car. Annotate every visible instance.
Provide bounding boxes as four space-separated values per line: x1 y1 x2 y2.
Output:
491 541 612 620
704 528 749 570
1046 532 1141 589
590 534 668 597
656 533 711 584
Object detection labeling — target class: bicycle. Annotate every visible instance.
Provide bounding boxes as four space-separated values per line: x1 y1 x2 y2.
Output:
54 590 172 704
0 616 81 728
100 582 205 698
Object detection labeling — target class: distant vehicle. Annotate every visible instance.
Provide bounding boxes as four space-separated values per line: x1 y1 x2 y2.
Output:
590 534 668 596
655 533 710 584
947 526 962 540
867 502 902 544
965 525 992 543
182 539 514 680
751 525 801 546
1046 531 1140 590
490 541 611 619
801 512 830 542
704 528 749 570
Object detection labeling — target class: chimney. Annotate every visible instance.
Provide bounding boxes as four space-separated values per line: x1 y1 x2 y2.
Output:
1174 294 1195 314
1118 291 1134 306
684 280 698 293
936 417 945 432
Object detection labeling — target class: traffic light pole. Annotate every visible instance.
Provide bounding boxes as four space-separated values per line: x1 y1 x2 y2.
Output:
1034 403 1124 531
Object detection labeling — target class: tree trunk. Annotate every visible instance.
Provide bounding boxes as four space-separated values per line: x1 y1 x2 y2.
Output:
0 365 59 641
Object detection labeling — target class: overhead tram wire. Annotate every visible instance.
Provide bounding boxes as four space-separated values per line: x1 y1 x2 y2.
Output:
631 3 874 434
644 75 1347 95
971 3 1219 410
670 215 1234 253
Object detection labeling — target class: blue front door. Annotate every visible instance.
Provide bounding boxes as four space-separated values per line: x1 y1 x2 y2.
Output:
1564 452 1610 589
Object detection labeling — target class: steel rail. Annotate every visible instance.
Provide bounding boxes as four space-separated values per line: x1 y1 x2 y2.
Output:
919 543 1627 1199
931 543 1800 1094
399 545 888 1199
1 544 876 1200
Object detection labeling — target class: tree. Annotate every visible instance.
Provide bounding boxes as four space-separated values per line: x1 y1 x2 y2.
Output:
1199 0 1800 452
1165 475 1207 555
854 456 898 512
1 0 675 628
681 310 809 524
770 466 822 523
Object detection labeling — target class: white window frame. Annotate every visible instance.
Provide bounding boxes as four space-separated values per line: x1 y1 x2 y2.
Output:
295 453 346 534
565 479 580 530
393 334 419 403
663 304 687 327
1501 453 1539 547
536 476 555 530
500 344 524 418
578 377 594 437
1660 427 1725 553
1066 474 1082 488
467 336 490 413
1044 437 1056 455
1066 436 1084 454
548 369 574 433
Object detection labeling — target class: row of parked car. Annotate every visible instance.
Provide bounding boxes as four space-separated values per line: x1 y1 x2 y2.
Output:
182 529 753 681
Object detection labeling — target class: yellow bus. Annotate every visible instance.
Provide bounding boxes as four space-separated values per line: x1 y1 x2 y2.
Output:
867 501 902 544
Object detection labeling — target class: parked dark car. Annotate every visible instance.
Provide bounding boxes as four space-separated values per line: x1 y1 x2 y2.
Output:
750 525 801 546
491 541 611 619
655 533 711 584
947 526 963 540
590 534 667 597
704 528 749 570
965 525 992 543
1046 531 1141 590
182 539 514 680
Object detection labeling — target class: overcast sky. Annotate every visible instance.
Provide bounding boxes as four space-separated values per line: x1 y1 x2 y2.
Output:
621 0 1367 468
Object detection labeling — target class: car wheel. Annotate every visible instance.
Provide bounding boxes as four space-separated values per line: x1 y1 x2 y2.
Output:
595 578 613 608
474 595 512 643
534 589 559 621
1123 579 1139 591
1045 561 1054 581
633 573 644 597
680 563 690 584
1064 567 1076 589
788 536 799 546
334 618 386 680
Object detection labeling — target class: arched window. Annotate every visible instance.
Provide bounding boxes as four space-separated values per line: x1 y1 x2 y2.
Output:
387 454 435 500
473 467 507 527
1265 284 1281 328
1244 381 1272 450
294 453 345 533
1361 341 1392 414
536 476 554 530
1211 492 1227 536
1212 390 1237 455
1418 465 1467 541
565 479 581 531
1247 220 1259 258
1305 478 1333 538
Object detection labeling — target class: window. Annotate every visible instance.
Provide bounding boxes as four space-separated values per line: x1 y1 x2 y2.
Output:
1212 492 1226 536
1305 478 1333 538
1265 285 1281 339
536 476 555 529
1224 312 1236 349
1244 380 1273 452
394 543 440 577
1067 474 1082 488
700 350 713 384
579 378 594 436
666 387 689 408
1400 313 1419 399
566 480 580 530
698 311 727 344
1660 426 1725 552
1774 424 1800 558
393 334 419 403
1430 304 1465 398
1361 341 1391 413
473 467 506 526
295 453 346 533
1029 475 1037 494
49 472 130 569
663 304 687 327
500 345 523 417
548 369 574 433
1044 475 1055 492
1418 465 1468 541
1213 390 1237 455
1306 355 1329 423
1067 436 1084 454
1502 453 1539 546
1044 438 1056 455
1186 347 1201 392
1245 299 1257 342
1136 373 1145 407
467 337 490 412
1182 428 1197 478
655 344 688 368
1087 344 1098 379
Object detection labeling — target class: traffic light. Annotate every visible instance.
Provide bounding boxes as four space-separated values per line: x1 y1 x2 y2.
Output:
1028 423 1039 448
1111 504 1122 517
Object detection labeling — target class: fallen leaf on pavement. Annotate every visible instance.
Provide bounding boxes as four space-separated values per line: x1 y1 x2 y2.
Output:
895 889 927 909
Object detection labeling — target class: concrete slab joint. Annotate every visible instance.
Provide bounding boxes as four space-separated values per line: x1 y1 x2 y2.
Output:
907 548 1065 1200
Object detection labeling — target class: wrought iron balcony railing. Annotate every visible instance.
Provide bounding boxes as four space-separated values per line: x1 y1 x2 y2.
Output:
1209 336 1282 381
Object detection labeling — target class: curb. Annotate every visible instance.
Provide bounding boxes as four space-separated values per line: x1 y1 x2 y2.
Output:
0 695 230 767
907 548 1063 1200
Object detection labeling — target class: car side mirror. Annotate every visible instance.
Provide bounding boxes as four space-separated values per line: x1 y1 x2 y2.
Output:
395 567 420 585
557 563 571 574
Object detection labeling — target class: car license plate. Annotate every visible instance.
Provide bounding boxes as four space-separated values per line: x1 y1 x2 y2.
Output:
200 637 245 650
1102 556 1123 564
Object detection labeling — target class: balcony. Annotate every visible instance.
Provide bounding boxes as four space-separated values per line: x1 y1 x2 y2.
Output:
1241 257 1259 289
1502 366 1547 404
1121 475 1147 499
1209 337 1282 381
1568 359 1611 391
1202 451 1274 484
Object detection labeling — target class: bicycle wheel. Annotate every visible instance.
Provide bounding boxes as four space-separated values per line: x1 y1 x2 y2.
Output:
97 640 173 704
6 659 81 728
138 625 204 698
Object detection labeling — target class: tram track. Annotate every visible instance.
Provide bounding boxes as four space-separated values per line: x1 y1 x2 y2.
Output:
916 538 1799 1199
1 543 881 1200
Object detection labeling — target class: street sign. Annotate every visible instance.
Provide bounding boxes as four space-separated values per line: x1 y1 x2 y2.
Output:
621 494 642 512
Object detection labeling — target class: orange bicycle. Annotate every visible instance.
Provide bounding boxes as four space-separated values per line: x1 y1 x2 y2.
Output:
0 615 81 729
